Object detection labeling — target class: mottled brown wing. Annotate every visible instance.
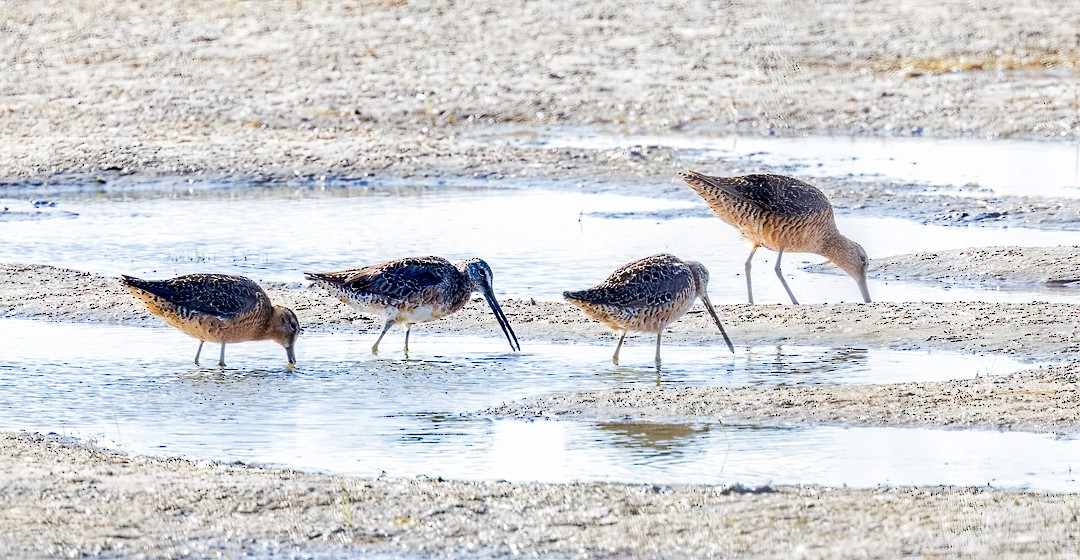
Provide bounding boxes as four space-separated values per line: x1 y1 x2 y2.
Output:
121 274 263 319
307 256 453 303
682 171 832 218
564 254 689 309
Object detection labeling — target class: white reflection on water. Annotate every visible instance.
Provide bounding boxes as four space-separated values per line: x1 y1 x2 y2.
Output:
0 319 1065 490
1 189 1078 304
494 128 1080 198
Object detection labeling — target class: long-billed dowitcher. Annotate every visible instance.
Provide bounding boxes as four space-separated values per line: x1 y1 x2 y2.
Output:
563 253 734 368
121 274 300 367
681 170 871 305
304 256 520 356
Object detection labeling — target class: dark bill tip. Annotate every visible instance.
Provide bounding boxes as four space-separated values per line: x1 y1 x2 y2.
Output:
482 286 520 352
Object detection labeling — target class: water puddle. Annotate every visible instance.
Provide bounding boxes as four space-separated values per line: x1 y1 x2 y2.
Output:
1 188 1078 304
404 419 1080 491
483 127 1080 199
1 319 1064 490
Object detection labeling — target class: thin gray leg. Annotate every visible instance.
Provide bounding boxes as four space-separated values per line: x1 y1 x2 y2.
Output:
744 246 759 304
218 343 226 367
774 249 800 305
372 318 394 354
612 331 627 365
194 340 205 365
654 332 663 369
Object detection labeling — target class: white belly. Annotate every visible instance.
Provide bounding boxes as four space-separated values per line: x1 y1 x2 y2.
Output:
345 299 450 325
398 303 449 324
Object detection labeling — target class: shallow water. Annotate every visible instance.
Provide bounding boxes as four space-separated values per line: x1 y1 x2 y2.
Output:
487 127 1080 199
3 319 1069 490
1 188 1078 304
4 138 1080 491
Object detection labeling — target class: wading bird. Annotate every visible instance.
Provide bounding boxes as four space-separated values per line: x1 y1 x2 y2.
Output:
121 274 300 367
681 170 871 305
564 254 734 368
305 256 519 356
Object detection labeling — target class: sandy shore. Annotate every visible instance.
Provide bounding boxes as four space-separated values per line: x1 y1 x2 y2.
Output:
872 246 1080 286
4 0 1080 556
3 261 1080 433
2 0 1078 184
5 260 1080 557
4 431 1080 559
489 364 1080 434
6 261 1080 360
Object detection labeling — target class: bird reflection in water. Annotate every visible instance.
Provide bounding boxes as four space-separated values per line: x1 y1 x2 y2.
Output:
595 421 710 457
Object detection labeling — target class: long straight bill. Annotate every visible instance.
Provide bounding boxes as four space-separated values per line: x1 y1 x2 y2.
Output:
482 287 520 352
857 275 872 303
700 293 735 353
286 344 297 366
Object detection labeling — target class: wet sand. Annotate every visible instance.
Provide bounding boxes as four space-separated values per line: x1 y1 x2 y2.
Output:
2 0 1078 185
4 261 1080 556
6 429 1080 560
5 261 1080 360
4 431 1080 559
872 246 1080 286
489 365 1080 434
4 0 1080 557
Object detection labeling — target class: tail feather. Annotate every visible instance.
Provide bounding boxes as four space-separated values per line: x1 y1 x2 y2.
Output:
562 289 589 303
563 288 619 307
120 275 167 296
304 271 351 285
681 169 730 196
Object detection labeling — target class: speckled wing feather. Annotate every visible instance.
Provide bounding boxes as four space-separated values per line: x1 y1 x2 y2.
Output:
307 256 453 304
682 171 831 218
564 254 689 309
121 274 264 319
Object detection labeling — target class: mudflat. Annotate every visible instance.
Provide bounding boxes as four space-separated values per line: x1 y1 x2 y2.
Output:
3 0 1080 557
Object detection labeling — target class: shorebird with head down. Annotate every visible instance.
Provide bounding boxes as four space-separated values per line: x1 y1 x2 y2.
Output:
564 253 734 368
121 274 300 367
305 256 519 357
681 170 871 305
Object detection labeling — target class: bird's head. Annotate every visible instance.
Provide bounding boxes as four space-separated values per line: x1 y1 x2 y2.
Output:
270 305 301 365
826 238 872 303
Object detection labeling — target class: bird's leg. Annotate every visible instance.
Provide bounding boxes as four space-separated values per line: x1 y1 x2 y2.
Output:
654 332 663 370
744 246 759 304
612 331 627 365
774 249 800 305
218 343 226 367
194 340 205 366
372 318 394 355
403 323 412 358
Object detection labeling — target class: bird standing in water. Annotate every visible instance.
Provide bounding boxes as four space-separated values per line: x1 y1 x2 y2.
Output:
564 253 734 368
305 256 519 356
681 170 871 305
121 274 300 367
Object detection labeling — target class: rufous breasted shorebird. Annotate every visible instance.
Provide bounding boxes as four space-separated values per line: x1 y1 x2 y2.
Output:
121 274 300 367
682 170 871 305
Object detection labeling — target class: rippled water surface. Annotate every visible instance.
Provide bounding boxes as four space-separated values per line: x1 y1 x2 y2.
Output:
487 128 1080 198
3 319 1071 490
4 134 1079 490
2 188 1079 304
